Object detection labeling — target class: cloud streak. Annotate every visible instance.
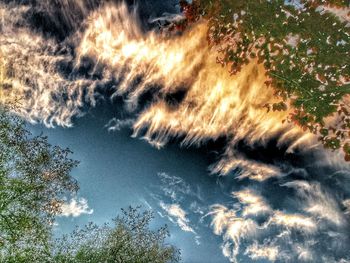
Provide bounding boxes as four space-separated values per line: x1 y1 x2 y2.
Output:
1 1 314 158
160 202 195 234
208 185 350 262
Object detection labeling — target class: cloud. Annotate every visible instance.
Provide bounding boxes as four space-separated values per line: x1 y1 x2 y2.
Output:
150 172 205 246
268 211 317 233
344 199 350 215
157 172 192 202
60 198 93 217
0 2 106 127
293 244 314 262
148 12 186 24
1 1 315 158
105 118 134 132
208 204 258 262
208 186 350 263
212 156 281 179
244 242 279 261
233 189 272 217
282 181 346 227
160 202 195 233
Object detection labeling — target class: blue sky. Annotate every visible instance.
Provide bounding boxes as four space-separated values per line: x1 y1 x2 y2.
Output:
30 102 231 263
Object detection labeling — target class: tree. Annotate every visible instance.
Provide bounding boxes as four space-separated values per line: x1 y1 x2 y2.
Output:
53 206 181 263
181 0 350 159
0 107 180 263
0 107 79 262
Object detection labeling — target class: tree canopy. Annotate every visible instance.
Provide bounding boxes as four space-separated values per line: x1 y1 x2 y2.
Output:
53 207 180 263
180 0 350 160
0 108 180 262
0 107 78 262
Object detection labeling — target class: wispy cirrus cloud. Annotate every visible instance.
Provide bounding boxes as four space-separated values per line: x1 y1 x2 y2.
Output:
160 202 195 234
344 199 350 215
105 118 134 132
282 180 346 227
208 184 350 262
233 189 272 217
244 242 279 262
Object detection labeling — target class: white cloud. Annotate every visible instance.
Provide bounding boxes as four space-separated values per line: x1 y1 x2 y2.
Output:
160 202 195 233
268 211 317 233
208 204 258 262
343 199 350 215
283 181 346 226
233 189 272 217
245 242 279 261
105 118 134 132
208 205 239 236
157 172 191 202
294 244 314 262
60 198 93 217
208 189 319 262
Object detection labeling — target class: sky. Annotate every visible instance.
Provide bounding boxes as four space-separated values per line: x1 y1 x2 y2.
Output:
30 102 230 263
2 0 350 262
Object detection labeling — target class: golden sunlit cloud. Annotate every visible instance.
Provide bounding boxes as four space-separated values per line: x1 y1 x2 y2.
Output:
0 1 321 178
77 3 317 174
0 2 315 159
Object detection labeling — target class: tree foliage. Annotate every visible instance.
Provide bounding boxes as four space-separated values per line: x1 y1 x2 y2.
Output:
181 0 350 159
53 206 180 263
0 108 180 262
0 107 79 262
